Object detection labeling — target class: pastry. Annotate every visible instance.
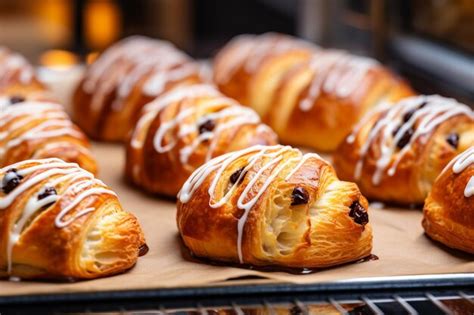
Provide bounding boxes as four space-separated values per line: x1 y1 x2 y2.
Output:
213 33 317 107
423 146 474 253
125 84 278 196
0 158 147 280
213 35 415 151
73 36 207 142
177 145 372 269
0 47 47 99
0 100 98 175
333 95 474 205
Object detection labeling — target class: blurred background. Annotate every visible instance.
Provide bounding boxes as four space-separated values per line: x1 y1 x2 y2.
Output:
0 0 473 103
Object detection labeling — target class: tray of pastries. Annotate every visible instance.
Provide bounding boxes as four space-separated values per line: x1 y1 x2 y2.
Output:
0 34 472 298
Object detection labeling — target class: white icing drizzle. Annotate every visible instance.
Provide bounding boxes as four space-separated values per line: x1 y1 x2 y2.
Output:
179 145 324 263
214 33 317 84
352 95 473 185
82 36 199 113
0 47 34 86
132 84 263 166
451 147 474 197
0 102 84 160
0 158 115 274
299 51 378 111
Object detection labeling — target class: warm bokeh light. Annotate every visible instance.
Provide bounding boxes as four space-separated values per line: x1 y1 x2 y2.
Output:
86 51 100 64
39 49 79 68
85 0 121 50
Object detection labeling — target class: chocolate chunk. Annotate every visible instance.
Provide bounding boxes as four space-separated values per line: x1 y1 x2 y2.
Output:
230 167 246 185
138 243 149 256
291 187 309 206
402 108 416 122
349 201 369 225
38 186 57 200
446 133 459 149
392 125 400 137
198 119 215 134
2 169 23 194
418 101 427 109
9 95 25 105
396 127 414 149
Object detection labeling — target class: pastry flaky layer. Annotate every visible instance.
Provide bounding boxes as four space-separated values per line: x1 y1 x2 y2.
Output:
125 84 278 197
73 36 207 142
177 145 372 269
423 147 474 254
213 33 415 152
334 95 474 205
0 158 147 280
0 101 98 175
0 46 46 96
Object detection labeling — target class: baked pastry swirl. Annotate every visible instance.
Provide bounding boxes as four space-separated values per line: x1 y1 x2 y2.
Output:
0 158 147 280
0 100 97 175
213 34 414 151
126 84 278 196
423 147 474 253
177 145 372 269
73 36 206 142
334 95 474 205
0 47 48 100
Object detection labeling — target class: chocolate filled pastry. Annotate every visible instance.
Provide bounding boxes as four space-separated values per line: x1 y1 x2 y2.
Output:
213 34 414 151
0 47 47 99
125 84 278 196
334 95 474 205
0 158 147 280
177 145 372 269
0 100 97 175
73 36 207 142
423 147 474 254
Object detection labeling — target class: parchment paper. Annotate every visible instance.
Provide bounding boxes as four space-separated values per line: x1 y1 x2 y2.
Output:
1 143 473 297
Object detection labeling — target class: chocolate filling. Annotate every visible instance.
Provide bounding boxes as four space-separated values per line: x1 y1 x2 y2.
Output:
38 186 57 200
291 187 309 206
198 119 215 134
349 201 369 225
2 169 23 194
138 243 149 256
230 167 247 185
9 95 25 105
396 127 414 149
446 133 459 149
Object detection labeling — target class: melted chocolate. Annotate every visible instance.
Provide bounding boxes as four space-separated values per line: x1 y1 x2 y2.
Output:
230 167 247 185
138 243 149 256
38 186 57 200
402 108 416 123
9 95 25 105
446 133 459 149
198 119 215 134
291 187 309 206
349 201 369 225
396 127 414 149
2 169 23 194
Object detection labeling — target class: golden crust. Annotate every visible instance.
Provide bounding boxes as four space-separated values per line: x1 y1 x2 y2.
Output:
177 145 372 269
125 85 278 196
0 101 98 175
73 36 205 142
333 95 474 205
0 159 146 280
423 147 474 254
213 35 415 152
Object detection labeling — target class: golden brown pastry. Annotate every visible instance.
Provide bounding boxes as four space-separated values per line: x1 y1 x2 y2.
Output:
125 84 278 196
423 146 474 254
213 35 415 151
334 95 474 205
177 145 372 269
0 46 47 99
213 33 317 107
0 158 147 280
73 36 207 142
0 100 98 175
